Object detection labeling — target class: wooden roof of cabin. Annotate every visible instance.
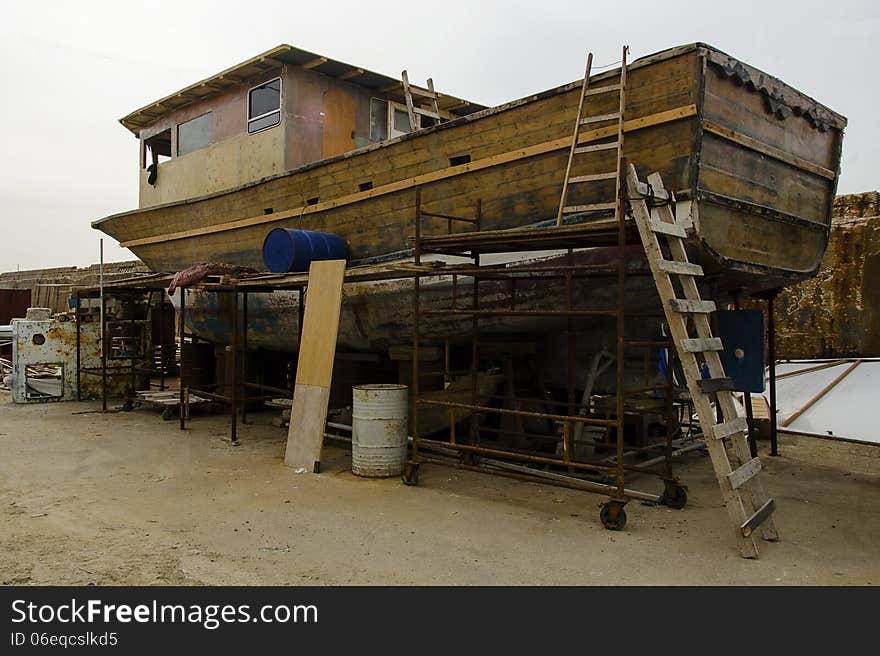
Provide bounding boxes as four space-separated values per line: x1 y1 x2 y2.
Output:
119 44 487 135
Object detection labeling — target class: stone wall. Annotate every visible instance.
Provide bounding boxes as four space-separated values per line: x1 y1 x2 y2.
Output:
773 191 880 358
0 261 149 315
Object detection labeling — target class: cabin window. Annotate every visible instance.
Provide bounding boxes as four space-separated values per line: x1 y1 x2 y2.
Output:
370 98 435 142
177 112 213 156
359 181 373 192
143 129 172 167
391 105 412 137
449 154 471 167
370 98 388 142
248 78 282 134
143 128 172 186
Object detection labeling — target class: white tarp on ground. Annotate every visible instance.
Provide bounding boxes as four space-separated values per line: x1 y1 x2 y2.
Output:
769 359 879 445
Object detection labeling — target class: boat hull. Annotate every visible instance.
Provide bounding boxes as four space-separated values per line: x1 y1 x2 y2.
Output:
94 43 845 297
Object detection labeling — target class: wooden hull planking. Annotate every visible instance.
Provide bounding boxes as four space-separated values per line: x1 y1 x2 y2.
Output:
94 44 844 296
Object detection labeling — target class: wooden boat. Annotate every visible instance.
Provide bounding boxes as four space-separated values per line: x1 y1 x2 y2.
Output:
93 42 845 353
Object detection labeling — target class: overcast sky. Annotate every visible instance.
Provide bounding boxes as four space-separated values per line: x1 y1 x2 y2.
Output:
1 0 877 271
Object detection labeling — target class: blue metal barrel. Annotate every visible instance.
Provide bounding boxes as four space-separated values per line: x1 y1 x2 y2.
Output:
262 228 347 273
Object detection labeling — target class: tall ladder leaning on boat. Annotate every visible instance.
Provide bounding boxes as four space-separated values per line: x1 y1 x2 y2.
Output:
556 47 628 225
625 166 780 559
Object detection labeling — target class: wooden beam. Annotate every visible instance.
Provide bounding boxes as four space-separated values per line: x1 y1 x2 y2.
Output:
302 56 328 70
120 104 698 249
703 120 836 180
781 359 861 427
284 260 346 472
339 67 364 80
775 359 847 380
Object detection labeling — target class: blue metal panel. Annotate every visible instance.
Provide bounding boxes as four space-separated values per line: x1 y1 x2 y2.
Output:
716 310 764 393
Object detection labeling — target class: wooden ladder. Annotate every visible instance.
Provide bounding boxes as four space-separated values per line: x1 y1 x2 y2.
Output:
625 165 779 558
401 70 442 131
556 47 628 226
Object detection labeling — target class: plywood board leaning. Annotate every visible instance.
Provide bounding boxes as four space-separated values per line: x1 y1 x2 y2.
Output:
284 259 346 471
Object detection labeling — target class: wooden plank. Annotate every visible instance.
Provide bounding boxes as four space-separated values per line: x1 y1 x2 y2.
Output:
741 499 776 537
656 260 703 276
583 84 620 97
284 260 346 472
294 260 346 387
563 202 617 213
728 457 762 490
711 415 748 440
284 384 330 471
569 172 617 183
648 220 687 238
703 120 836 180
339 68 364 80
669 298 716 313
680 337 724 352
574 142 619 155
628 103 696 131
696 377 736 394
121 104 698 249
580 112 620 125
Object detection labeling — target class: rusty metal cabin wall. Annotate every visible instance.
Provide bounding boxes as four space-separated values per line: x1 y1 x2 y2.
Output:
773 191 880 359
10 316 129 403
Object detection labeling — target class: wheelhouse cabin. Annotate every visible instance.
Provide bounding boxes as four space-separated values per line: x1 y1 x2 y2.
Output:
124 44 484 208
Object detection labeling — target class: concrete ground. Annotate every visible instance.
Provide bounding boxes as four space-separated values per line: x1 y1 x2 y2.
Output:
0 393 877 585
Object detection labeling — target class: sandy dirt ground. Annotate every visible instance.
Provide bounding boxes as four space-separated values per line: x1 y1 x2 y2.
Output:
0 392 877 585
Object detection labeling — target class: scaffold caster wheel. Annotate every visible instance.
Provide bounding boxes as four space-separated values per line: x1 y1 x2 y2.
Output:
600 502 627 531
122 399 134 412
401 464 420 487
161 408 175 421
660 481 688 510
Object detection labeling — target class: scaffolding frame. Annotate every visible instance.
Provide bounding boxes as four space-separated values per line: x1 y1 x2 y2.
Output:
404 183 689 528
75 283 171 411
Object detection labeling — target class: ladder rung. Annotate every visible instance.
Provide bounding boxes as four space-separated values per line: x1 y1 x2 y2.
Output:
563 202 617 214
697 377 736 393
649 220 687 238
669 299 716 314
583 84 621 97
728 457 762 490
680 337 724 352
574 141 619 155
580 112 620 125
711 416 748 440
741 498 775 537
656 260 703 276
408 86 437 98
569 172 618 184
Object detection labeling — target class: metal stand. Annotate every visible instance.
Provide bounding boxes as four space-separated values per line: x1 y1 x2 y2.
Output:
404 184 687 530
